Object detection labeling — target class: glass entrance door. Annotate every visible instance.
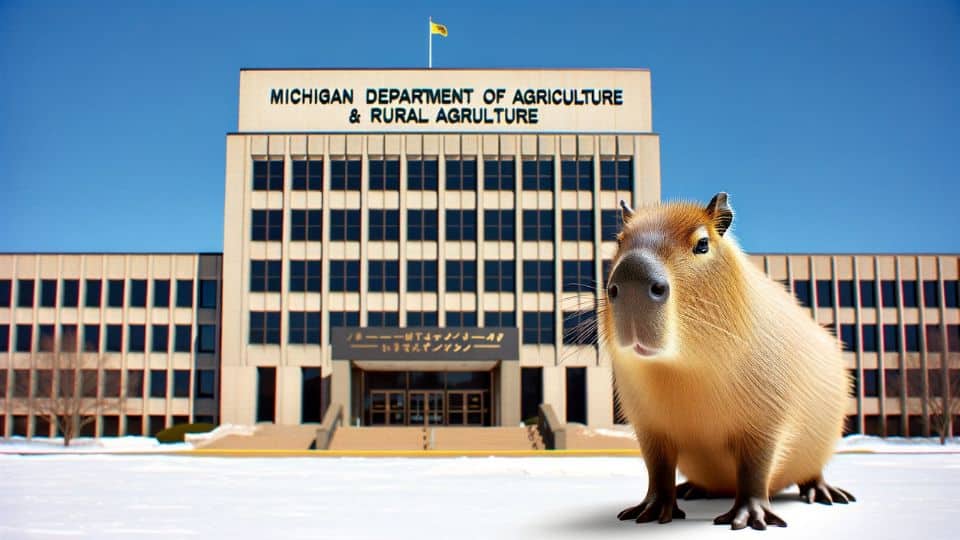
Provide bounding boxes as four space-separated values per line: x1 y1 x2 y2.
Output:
447 391 488 425
409 391 444 426
368 390 406 425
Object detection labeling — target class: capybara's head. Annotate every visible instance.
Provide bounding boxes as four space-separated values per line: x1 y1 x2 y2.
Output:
601 193 736 361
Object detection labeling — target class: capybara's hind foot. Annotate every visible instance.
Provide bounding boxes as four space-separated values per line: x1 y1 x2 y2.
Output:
676 481 714 500
617 494 686 524
798 476 856 505
714 497 787 531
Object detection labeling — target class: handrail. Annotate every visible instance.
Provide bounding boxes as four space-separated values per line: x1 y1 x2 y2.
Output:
537 403 567 450
315 403 344 450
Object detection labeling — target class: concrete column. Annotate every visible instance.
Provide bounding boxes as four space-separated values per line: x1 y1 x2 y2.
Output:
499 361 521 426
331 359 352 421
587 364 613 427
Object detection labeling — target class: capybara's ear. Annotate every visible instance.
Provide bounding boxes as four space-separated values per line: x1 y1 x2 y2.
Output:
706 192 733 236
619 199 634 223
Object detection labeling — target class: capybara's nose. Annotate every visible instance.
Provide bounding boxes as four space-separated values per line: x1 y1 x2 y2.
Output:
607 251 670 306
649 278 669 304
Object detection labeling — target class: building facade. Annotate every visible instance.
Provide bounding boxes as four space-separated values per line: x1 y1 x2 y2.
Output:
1 69 957 438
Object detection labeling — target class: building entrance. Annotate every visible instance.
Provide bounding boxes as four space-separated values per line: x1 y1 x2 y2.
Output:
360 370 492 426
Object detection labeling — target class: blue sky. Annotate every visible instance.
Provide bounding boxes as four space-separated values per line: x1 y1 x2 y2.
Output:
0 0 957 253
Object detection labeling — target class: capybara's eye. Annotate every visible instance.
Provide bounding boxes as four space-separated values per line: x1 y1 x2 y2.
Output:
693 237 709 255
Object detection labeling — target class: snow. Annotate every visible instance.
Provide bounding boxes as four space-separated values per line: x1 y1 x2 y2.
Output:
1 453 957 539
0 436 192 454
182 424 255 445
835 435 960 453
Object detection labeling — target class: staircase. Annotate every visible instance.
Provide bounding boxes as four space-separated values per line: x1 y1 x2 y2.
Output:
327 425 543 451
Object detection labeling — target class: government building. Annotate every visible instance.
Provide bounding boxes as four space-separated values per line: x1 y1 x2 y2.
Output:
1 69 957 442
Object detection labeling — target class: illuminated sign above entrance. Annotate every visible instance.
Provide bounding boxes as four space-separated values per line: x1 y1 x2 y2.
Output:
331 327 519 361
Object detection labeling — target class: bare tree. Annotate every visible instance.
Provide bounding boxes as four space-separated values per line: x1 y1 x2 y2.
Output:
15 331 115 447
907 366 960 445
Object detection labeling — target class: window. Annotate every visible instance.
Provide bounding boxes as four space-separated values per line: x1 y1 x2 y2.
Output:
484 210 515 241
408 210 438 241
446 311 477 327
126 416 143 435
885 370 902 398
104 370 121 398
905 324 920 351
948 325 960 353
176 280 193 308
369 159 400 190
484 260 515 292
150 370 167 398
129 279 147 307
862 324 878 352
173 370 190 398
484 311 516 327
152 325 169 353
923 280 939 308
13 369 30 396
566 367 588 423
837 281 854 308
407 261 438 292
368 260 399 292
793 280 812 307
252 159 284 191
61 279 80 307
561 210 594 241
330 209 361 241
250 260 282 292
523 261 555 292
83 325 100 352
368 311 399 327
84 279 101 308
174 325 192 352
859 280 876 308
484 158 515 191
863 370 879 397
251 209 283 241
127 369 144 398
34 324 52 351
198 325 216 353
840 324 857 351
331 159 361 190
562 261 594 292
0 324 8 352
563 311 597 345
147 280 167 308
249 311 281 344
60 324 77 351
561 158 593 190
815 280 833 308
329 311 359 328
945 281 959 308
291 210 323 241
17 279 34 308
408 158 438 190
369 209 400 241
257 367 276 423
35 370 52 398
522 158 554 190
128 325 146 353
0 279 9 307
40 279 57 307
601 158 633 191
301 367 323 423
446 210 477 241
883 324 899 352
195 370 216 399
106 325 122 352
82 371 98 400
445 260 477 292
881 280 898 307
292 159 323 190
446 158 476 190
106 280 124 307
407 311 438 326
901 281 918 308
329 260 360 292
600 209 623 241
289 260 321 292
199 280 217 308
522 210 554 241
523 312 555 344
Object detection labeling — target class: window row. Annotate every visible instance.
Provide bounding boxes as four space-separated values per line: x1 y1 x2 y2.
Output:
853 368 960 398
790 279 960 309
0 324 217 354
250 209 622 243
1 413 218 438
248 259 600 293
252 158 633 192
0 279 217 310
836 323 960 353
0 368 216 400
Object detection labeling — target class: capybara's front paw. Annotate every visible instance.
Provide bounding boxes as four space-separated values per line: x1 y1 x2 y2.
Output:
798 476 856 505
713 497 787 530
617 494 686 524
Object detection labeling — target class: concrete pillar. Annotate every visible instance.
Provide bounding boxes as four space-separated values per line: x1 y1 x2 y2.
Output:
587 364 614 427
331 359 352 421
499 361 521 426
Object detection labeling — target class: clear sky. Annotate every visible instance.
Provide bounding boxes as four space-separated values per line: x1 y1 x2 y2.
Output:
0 0 957 254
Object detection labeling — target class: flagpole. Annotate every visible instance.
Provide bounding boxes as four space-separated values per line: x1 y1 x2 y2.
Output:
428 16 433 69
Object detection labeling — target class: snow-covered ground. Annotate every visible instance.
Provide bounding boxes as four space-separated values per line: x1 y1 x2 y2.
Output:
0 453 957 539
0 436 192 454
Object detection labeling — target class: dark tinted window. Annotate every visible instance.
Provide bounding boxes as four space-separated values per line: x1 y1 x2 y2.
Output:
522 158 554 190
174 325 192 352
37 324 54 351
257 367 276 422
368 260 400 292
561 210 594 241
863 370 879 397
173 370 190 397
199 280 217 309
600 158 632 191
198 325 216 353
0 279 10 307
128 325 146 352
484 311 516 327
330 159 361 190
85 279 101 308
523 261 555 292
176 280 193 308
408 210 439 241
107 280 124 307
62 279 79 307
445 260 477 292
562 260 594 292
150 370 167 398
523 312 554 344
881 280 898 307
407 159 438 190
369 159 400 190
945 281 958 308
446 158 476 190
330 210 361 241
522 210 554 241
793 280 812 307
600 209 623 241
329 311 360 328
291 210 323 241
883 324 899 352
249 311 281 344
292 159 323 190
0 324 8 352
566 367 587 424
367 311 399 327
289 260 322 292
289 311 321 344
483 210 515 241
484 159 515 191
859 280 876 308
250 260 282 292
446 311 477 327
83 325 100 352
407 261 438 292
862 324 878 352
901 281 918 308
905 324 920 351
484 260 515 293
40 279 57 307
407 311 438 326
59 324 77 351
129 279 147 307
838 281 855 308
446 210 477 241
369 209 400 241
152 325 169 353
922 280 939 308
127 369 144 398
196 370 216 398
253 159 284 191
251 209 283 242
329 260 360 292
561 159 593 190
563 310 597 345
815 280 833 308
840 324 857 351
106 324 122 352
104 370 121 397
18 280 35 308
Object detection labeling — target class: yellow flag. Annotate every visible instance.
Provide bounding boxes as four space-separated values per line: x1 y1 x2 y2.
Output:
430 21 448 37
